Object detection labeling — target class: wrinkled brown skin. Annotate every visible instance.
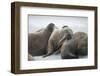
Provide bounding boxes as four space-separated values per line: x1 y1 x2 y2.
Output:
61 32 88 59
28 23 55 56
43 26 73 58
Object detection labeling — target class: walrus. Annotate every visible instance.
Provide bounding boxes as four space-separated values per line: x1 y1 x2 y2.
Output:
61 32 88 59
28 23 55 57
43 26 73 58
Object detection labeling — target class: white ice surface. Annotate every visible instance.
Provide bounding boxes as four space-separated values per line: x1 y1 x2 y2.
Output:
31 54 87 61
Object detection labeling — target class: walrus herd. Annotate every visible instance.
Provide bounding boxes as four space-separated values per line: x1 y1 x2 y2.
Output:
28 23 88 60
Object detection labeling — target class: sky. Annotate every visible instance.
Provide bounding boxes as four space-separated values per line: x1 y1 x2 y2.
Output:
28 15 88 33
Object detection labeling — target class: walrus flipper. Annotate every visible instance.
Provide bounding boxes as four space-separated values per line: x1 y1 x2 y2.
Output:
42 52 53 58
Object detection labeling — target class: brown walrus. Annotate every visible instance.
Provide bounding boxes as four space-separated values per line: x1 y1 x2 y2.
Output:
61 32 88 59
43 26 73 58
28 23 55 57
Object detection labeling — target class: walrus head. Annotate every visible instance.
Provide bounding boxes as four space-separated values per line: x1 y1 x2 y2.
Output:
62 25 73 40
46 23 55 32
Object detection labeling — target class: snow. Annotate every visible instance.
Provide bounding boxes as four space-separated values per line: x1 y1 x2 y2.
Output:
31 54 87 61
